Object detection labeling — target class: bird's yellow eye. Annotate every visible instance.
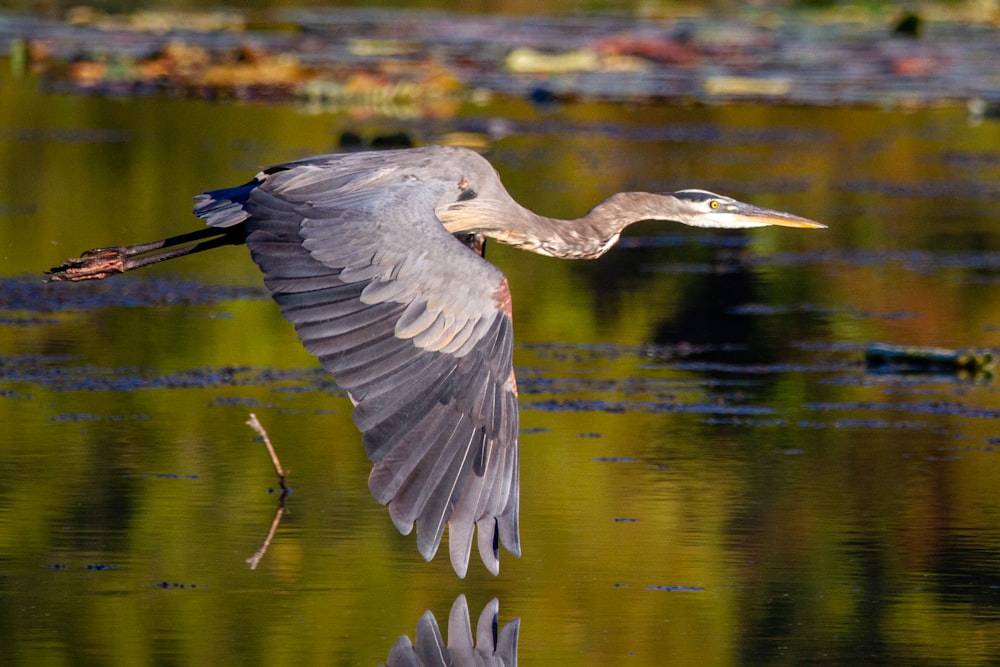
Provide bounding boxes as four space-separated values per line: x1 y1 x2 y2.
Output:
710 200 720 209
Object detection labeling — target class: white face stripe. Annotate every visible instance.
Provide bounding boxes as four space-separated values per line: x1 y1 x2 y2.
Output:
670 190 734 212
684 212 771 229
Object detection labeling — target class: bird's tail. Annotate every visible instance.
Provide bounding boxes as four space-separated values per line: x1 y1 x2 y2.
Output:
193 181 258 228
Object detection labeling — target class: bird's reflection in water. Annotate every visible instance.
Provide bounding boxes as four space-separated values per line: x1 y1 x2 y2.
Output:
383 595 519 667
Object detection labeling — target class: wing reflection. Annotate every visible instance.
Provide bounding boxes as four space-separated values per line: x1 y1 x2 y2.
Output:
383 595 519 667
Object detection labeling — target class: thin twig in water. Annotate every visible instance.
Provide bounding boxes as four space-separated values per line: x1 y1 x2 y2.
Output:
246 412 288 492
244 412 290 570
246 500 285 570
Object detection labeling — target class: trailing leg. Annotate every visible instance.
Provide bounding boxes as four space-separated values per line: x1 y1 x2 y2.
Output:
47 224 247 282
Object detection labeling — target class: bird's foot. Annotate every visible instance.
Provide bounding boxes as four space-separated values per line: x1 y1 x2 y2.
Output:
47 247 128 282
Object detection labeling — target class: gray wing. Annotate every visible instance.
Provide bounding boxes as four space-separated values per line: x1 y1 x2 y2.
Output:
195 149 520 577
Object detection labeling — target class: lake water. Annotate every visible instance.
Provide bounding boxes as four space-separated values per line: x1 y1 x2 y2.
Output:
3 36 1000 665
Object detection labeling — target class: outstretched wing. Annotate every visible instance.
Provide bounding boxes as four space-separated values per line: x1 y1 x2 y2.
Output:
195 148 520 577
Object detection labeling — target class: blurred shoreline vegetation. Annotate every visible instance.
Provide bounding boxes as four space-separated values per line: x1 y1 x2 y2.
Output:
2 1 998 112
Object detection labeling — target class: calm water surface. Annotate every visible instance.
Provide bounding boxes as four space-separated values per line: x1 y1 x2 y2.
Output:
3 65 1000 665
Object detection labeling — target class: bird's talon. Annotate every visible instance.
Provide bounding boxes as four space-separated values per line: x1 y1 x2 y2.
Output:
81 246 119 258
47 247 126 282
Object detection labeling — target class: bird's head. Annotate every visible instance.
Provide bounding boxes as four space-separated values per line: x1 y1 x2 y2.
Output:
666 189 825 229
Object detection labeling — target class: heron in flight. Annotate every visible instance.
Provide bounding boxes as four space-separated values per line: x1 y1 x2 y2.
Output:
48 145 824 577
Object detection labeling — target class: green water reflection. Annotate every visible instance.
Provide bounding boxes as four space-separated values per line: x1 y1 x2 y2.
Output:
3 63 1000 665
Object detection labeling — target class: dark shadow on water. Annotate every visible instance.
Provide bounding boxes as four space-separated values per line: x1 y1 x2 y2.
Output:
0 275 267 313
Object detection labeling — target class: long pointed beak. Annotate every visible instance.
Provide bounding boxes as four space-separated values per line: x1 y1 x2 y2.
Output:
727 203 826 229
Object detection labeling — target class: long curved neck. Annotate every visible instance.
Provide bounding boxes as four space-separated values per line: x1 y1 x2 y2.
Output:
439 192 663 260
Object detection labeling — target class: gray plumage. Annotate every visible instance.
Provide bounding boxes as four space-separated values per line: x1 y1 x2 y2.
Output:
197 147 522 577
48 145 824 577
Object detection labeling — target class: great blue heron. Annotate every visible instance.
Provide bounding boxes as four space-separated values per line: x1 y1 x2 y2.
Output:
48 145 824 577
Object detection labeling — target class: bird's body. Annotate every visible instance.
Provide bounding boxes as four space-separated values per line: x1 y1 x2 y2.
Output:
48 145 824 577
